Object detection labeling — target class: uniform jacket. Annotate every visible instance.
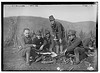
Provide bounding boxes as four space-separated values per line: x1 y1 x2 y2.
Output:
43 35 56 51
83 37 96 49
21 34 33 49
67 37 83 52
51 21 65 39
32 37 44 50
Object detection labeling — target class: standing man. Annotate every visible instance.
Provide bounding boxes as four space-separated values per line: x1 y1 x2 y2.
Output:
63 30 88 64
49 15 65 54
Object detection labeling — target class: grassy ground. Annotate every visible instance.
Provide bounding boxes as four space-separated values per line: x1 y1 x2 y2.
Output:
3 45 97 71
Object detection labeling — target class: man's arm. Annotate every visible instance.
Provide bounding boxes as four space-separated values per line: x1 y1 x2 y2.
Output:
83 38 91 49
20 36 34 49
64 38 81 53
39 39 47 50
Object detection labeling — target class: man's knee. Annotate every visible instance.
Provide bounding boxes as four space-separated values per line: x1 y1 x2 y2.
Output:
74 47 85 55
26 47 31 53
74 47 80 52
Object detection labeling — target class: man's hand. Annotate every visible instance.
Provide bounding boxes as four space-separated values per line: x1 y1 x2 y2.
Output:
53 37 58 41
89 47 94 50
39 45 44 50
63 49 67 54
59 39 62 43
33 44 36 47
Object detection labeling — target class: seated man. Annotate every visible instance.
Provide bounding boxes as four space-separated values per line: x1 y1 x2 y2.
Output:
32 30 44 51
43 30 53 52
31 30 46 62
20 28 36 65
63 30 88 64
83 36 96 53
32 30 58 62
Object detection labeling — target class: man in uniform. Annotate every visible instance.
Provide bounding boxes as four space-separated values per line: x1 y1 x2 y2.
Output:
43 30 54 52
63 30 88 64
49 15 65 54
83 36 97 69
31 30 47 62
32 30 44 50
20 28 36 65
83 36 96 52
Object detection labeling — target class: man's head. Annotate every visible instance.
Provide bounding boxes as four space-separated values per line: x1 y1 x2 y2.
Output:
49 15 55 24
23 28 30 37
36 30 41 38
45 30 50 38
68 30 76 41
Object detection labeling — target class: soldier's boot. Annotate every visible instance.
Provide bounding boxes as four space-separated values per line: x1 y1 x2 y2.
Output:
26 52 30 65
26 47 31 65
74 48 80 64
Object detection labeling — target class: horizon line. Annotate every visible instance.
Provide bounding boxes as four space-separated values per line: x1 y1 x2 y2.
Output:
3 15 96 23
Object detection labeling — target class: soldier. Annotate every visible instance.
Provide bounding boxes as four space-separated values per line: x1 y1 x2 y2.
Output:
27 30 43 62
31 30 56 62
63 30 88 64
83 36 96 56
20 28 36 65
49 15 65 54
43 30 53 52
83 37 96 51
32 30 45 51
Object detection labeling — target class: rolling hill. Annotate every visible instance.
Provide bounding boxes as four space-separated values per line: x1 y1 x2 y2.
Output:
3 16 96 47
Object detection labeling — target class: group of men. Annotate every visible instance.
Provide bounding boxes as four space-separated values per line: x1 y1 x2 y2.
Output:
20 15 96 66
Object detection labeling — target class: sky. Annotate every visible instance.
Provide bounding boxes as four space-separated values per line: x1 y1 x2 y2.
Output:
4 4 97 22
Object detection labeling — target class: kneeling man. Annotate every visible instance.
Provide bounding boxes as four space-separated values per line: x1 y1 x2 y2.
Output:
64 30 88 64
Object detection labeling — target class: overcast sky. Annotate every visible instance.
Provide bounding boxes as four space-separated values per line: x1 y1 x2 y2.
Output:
4 4 97 22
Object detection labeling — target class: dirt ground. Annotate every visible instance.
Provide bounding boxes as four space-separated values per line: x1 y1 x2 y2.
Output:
2 45 97 71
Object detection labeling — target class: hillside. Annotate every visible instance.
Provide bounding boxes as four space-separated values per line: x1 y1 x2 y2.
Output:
3 16 96 46
3 16 97 71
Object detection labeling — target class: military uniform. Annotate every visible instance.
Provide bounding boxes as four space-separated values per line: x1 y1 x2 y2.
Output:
66 37 83 52
32 37 44 50
43 30 54 52
51 21 65 40
83 37 96 51
49 15 65 54
65 30 88 64
29 36 44 61
20 34 33 64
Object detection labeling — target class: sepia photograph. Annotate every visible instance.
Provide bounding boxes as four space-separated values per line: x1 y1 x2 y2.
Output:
2 2 98 71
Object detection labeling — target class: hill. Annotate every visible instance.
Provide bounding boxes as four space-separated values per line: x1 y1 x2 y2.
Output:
3 16 96 47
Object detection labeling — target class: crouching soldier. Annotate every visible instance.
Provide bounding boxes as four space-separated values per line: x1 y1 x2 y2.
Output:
43 30 54 52
83 37 96 52
63 30 88 64
49 15 65 54
32 30 45 51
31 30 46 62
20 28 36 65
